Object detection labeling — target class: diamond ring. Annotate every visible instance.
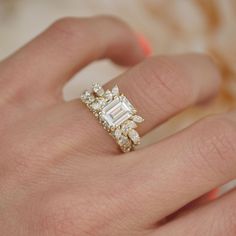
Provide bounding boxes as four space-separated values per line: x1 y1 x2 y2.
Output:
80 83 144 152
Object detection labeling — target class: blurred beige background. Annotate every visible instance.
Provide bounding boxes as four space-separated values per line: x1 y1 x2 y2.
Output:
1 0 236 187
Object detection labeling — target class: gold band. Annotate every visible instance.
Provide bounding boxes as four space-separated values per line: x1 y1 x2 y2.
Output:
80 83 144 152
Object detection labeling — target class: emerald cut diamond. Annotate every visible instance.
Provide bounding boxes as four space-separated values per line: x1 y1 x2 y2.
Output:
101 96 135 128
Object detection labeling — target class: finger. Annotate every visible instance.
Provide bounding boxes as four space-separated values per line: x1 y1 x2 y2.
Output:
154 188 236 236
59 53 221 154
0 16 146 104
105 53 221 135
123 111 236 225
166 188 219 222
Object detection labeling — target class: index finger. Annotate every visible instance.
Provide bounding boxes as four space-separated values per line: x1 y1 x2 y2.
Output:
0 16 146 105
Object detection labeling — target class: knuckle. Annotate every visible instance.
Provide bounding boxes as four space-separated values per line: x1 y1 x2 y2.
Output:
2 84 28 105
51 17 80 32
94 15 132 35
138 56 192 111
49 17 93 49
0 68 37 106
189 115 236 178
93 15 125 26
51 17 85 35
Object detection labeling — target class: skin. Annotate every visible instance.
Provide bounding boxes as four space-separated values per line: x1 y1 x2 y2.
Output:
0 15 235 236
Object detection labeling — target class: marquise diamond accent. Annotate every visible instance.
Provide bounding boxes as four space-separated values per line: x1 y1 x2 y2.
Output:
132 115 144 123
121 120 137 135
111 85 119 96
80 83 143 152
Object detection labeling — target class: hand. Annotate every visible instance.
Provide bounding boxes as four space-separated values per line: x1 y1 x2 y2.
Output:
0 16 235 236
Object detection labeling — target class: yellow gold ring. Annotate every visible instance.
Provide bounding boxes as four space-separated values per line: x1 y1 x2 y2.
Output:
80 83 144 152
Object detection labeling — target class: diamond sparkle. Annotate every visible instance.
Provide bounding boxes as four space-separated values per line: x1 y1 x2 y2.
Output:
101 96 135 128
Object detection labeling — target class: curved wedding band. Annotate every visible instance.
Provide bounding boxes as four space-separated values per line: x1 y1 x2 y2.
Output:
80 83 144 152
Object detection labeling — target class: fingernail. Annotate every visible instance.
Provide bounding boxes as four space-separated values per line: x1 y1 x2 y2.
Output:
137 34 152 57
208 188 219 200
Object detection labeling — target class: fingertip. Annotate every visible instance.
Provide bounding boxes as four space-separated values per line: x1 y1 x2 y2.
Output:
113 33 152 67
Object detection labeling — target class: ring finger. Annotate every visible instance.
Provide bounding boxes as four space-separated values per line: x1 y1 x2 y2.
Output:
60 53 221 154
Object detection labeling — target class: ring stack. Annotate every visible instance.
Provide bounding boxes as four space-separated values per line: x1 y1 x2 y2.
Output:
80 83 144 152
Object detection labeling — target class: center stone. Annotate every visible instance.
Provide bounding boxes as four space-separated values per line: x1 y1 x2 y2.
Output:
101 96 135 127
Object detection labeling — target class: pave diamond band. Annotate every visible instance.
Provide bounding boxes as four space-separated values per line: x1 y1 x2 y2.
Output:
80 83 144 152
